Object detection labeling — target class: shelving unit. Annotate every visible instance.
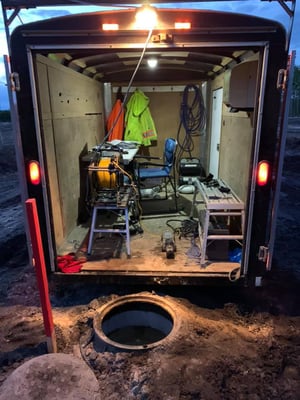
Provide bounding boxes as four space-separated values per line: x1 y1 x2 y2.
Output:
191 179 245 265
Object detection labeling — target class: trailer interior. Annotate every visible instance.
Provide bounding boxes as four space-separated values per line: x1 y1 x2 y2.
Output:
8 6 289 284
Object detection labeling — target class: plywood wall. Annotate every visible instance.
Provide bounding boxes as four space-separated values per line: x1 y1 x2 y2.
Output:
209 74 254 201
35 54 105 248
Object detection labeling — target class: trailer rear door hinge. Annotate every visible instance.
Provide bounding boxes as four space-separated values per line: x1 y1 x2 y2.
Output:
276 69 287 91
10 72 20 92
258 246 269 263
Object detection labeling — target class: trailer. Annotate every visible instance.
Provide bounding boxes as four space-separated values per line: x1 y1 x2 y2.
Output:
2 0 296 286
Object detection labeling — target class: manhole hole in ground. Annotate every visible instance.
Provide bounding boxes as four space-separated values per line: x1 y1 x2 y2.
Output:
93 294 178 352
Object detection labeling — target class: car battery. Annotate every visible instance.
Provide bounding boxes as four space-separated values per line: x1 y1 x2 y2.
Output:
179 158 205 184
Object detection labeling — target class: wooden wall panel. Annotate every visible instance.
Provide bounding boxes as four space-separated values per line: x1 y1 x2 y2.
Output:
36 55 104 248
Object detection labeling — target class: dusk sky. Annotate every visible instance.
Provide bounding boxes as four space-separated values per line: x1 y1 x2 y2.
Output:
0 1 299 110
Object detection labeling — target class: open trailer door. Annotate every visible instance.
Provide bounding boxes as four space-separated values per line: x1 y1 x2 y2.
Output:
3 55 31 251
263 51 296 270
3 56 26 196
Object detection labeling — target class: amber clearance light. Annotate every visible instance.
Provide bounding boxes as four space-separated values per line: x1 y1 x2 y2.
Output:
29 160 41 185
174 22 191 30
257 160 270 186
102 23 119 31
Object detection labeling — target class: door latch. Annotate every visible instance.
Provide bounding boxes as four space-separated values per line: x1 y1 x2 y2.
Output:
276 69 287 91
10 72 21 92
258 246 269 263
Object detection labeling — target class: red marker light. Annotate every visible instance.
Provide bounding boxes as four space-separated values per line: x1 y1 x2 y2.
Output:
29 160 41 185
257 161 270 186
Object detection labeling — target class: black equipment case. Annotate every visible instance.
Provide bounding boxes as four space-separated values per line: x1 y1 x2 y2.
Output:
179 158 205 184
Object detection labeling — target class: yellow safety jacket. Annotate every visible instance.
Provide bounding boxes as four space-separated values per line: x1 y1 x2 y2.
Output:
124 89 157 146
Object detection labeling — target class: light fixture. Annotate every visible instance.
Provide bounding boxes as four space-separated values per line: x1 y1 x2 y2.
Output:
147 58 158 68
28 160 41 185
135 5 158 30
174 22 191 30
257 160 270 186
102 23 119 31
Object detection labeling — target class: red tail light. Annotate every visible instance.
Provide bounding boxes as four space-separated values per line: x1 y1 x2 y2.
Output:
29 160 41 185
257 160 270 186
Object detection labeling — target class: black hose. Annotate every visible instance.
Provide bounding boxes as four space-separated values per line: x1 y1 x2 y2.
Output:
176 84 206 170
181 84 206 136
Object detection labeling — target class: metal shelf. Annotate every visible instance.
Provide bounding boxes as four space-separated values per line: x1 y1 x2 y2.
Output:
191 179 245 265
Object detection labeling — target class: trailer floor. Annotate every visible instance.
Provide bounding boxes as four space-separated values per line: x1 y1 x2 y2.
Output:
58 194 241 280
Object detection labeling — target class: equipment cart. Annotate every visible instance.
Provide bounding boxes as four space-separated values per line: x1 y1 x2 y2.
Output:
191 179 245 265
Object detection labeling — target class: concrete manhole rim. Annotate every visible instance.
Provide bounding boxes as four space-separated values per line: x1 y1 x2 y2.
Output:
93 293 180 351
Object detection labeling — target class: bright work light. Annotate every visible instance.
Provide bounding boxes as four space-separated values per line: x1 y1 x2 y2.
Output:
135 6 157 30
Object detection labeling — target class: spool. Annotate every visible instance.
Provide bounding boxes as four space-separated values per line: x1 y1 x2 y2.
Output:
97 158 118 188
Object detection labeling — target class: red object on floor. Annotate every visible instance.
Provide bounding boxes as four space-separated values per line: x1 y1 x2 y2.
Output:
57 253 84 273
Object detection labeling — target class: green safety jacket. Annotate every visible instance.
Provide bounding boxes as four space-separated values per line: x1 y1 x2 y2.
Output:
124 89 157 146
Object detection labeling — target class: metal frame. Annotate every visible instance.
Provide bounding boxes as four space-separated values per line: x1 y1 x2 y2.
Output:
192 179 245 265
2 2 295 281
19 36 270 273
87 186 134 256
1 1 296 54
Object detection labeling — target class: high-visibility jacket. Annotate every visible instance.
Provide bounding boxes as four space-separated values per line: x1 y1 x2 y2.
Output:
124 89 157 146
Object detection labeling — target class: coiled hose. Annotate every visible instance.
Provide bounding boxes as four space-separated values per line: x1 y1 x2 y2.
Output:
176 84 206 166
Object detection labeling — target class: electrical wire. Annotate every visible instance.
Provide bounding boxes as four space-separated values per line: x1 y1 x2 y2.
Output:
166 218 198 239
96 28 153 222
176 84 207 171
99 29 153 147
111 160 144 223
181 84 206 135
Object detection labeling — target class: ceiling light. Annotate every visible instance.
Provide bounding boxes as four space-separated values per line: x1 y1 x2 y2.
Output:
135 6 158 30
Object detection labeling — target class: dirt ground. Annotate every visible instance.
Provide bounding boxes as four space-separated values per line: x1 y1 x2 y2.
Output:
0 120 300 399
1 276 300 399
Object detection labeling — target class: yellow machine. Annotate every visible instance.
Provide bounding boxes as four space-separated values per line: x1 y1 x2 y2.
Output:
96 156 119 190
88 149 127 204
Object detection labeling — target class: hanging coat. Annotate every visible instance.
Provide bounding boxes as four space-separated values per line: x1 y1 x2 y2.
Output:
124 89 157 146
107 98 124 142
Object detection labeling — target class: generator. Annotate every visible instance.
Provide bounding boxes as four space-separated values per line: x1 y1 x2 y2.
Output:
179 158 205 184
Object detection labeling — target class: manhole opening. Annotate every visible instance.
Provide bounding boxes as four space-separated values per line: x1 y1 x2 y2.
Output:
100 301 174 347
